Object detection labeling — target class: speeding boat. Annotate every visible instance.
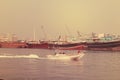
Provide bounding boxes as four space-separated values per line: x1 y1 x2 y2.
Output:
47 52 84 60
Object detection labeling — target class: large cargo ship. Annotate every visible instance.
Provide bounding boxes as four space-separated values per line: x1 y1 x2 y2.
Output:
0 33 27 48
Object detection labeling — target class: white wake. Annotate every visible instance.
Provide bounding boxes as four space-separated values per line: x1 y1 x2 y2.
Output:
0 54 40 59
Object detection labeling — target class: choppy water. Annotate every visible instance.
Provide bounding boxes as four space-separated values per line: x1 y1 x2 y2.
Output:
0 48 120 80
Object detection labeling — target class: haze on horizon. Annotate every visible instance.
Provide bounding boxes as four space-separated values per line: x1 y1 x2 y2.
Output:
0 0 120 40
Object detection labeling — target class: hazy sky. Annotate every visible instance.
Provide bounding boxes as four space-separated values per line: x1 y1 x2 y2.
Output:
0 0 120 40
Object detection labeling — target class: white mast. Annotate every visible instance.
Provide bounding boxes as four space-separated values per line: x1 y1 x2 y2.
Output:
65 24 73 37
33 28 36 41
41 25 47 41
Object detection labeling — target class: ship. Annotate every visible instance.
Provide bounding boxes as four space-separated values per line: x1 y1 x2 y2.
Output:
48 33 120 51
50 40 120 51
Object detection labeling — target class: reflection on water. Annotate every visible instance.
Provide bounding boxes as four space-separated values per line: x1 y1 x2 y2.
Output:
0 48 120 80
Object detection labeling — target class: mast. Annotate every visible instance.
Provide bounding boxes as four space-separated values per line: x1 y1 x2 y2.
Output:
41 25 47 40
65 25 72 37
33 28 36 41
65 24 73 42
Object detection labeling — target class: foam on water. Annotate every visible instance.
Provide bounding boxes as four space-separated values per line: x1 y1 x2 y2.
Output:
0 54 40 59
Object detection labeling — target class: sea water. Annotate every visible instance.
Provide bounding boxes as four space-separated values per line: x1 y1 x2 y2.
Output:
0 48 120 80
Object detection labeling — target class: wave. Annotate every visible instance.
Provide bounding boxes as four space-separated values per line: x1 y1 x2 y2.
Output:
0 54 40 59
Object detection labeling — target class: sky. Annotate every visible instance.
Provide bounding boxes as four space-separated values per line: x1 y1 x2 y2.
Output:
0 0 120 40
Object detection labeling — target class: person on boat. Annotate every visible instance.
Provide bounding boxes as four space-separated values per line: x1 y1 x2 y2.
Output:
77 50 81 54
54 52 57 55
62 52 65 54
54 50 58 55
58 52 65 54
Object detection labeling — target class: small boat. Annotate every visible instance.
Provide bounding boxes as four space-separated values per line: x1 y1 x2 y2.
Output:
47 52 84 60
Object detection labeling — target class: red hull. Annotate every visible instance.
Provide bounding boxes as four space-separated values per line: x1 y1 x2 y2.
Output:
27 43 49 49
0 42 27 48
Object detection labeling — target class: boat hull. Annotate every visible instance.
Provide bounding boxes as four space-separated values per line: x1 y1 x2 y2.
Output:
47 53 84 60
0 42 27 48
85 40 120 51
27 43 49 49
49 42 85 50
